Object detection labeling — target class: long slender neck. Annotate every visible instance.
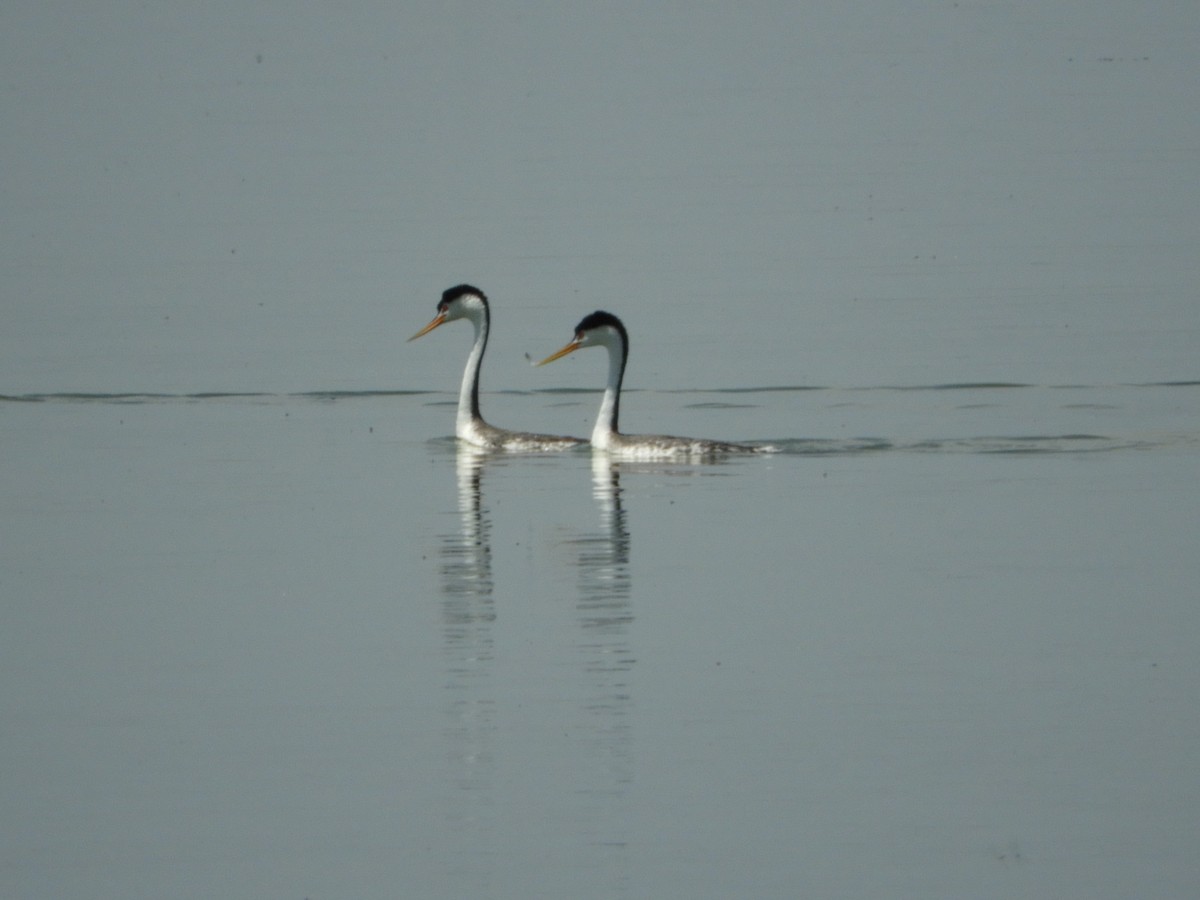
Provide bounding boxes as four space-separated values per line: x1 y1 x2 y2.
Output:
592 331 626 446
457 305 488 436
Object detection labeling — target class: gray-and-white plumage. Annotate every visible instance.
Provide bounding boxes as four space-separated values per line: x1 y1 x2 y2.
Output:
409 285 585 451
537 310 759 458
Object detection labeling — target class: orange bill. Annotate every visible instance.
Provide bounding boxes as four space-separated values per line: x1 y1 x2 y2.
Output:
536 338 582 366
407 311 447 342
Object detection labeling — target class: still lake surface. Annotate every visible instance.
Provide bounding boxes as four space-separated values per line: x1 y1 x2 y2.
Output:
3 383 1197 898
4 1 1199 897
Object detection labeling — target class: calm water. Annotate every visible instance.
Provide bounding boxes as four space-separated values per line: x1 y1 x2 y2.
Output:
4 1 1199 897
3 385 1197 898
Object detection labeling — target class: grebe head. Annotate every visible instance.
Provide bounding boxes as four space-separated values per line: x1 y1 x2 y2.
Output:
536 310 628 364
408 284 488 341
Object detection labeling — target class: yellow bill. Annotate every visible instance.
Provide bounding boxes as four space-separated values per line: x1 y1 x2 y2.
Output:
407 311 447 342
536 338 582 366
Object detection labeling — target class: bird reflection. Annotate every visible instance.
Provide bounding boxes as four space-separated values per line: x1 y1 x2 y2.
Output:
567 451 635 822
433 445 636 885
440 444 495 607
576 452 633 629
438 445 496 808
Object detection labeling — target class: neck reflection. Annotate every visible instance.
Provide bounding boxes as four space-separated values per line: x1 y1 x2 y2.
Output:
577 452 632 624
569 452 635 816
438 444 497 812
440 444 495 607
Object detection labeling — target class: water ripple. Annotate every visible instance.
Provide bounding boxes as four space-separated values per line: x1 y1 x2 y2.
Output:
4 386 1193 457
4 381 1197 405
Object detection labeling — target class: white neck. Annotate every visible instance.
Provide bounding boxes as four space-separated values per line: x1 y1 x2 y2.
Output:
590 334 624 449
456 310 487 439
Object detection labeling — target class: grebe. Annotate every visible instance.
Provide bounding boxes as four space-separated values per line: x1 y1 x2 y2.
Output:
409 285 585 451
537 310 758 458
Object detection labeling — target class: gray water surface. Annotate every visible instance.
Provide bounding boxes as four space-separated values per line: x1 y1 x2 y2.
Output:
3 387 1198 898
4 1 1199 897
